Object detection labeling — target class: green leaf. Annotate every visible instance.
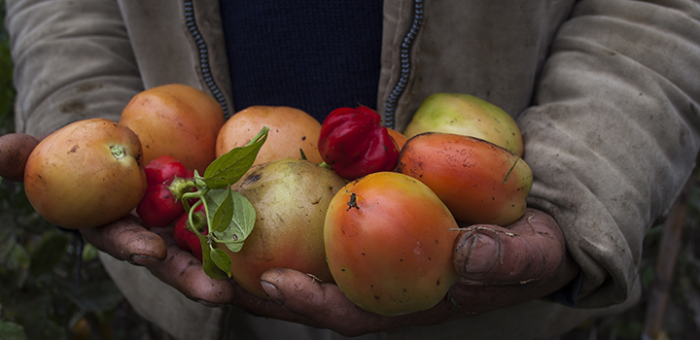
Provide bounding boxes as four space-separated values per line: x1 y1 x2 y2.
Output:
199 234 229 280
202 127 268 189
211 191 255 253
211 188 234 233
51 277 124 313
5 244 30 288
29 231 69 277
0 320 28 340
210 247 232 277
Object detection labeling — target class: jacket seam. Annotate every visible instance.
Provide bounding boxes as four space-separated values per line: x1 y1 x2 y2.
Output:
384 0 424 129
183 0 231 118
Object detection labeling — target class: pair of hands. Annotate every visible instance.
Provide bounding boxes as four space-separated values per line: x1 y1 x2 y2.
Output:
1 132 580 337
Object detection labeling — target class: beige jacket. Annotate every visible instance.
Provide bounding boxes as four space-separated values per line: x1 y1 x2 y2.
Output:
7 0 700 339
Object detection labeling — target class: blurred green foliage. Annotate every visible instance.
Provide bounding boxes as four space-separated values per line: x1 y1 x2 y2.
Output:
0 1 138 339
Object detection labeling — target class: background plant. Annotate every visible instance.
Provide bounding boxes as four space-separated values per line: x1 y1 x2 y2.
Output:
0 1 158 339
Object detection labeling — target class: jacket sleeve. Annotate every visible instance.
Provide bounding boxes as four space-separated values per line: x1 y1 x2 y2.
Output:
518 0 700 308
6 0 143 137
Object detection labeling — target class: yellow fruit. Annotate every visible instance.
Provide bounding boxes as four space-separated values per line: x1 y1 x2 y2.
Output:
24 118 147 229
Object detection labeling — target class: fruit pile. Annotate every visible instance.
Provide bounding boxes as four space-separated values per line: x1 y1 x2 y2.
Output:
21 84 532 317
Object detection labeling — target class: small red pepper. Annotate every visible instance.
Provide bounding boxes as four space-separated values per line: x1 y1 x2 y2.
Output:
137 155 195 228
318 106 400 180
144 155 194 186
173 204 208 261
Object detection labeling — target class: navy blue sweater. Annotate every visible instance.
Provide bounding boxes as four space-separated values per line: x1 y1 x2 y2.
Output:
219 1 384 123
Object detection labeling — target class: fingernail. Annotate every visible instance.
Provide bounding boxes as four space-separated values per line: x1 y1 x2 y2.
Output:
463 234 499 274
261 280 285 303
129 254 161 266
195 299 225 308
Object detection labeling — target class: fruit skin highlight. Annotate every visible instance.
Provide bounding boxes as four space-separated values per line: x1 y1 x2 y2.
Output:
404 93 523 157
119 84 225 174
221 158 346 299
397 132 533 226
24 118 147 229
324 171 460 316
216 106 324 165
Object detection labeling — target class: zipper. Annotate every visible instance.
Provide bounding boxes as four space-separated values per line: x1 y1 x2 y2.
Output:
183 0 231 118
384 0 424 129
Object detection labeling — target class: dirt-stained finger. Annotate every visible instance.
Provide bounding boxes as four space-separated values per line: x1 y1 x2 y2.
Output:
142 226 238 306
80 215 167 265
0 133 39 182
259 268 386 336
453 208 568 284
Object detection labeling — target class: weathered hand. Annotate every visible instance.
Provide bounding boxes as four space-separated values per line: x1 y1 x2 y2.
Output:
0 133 39 182
254 208 580 337
1 132 579 334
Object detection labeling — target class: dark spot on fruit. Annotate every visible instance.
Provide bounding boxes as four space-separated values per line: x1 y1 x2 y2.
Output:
399 258 403 262
374 295 380 301
69 145 79 153
346 193 359 211
301 136 306 141
362 252 365 255
244 172 262 184
341 268 346 271
437 279 441 286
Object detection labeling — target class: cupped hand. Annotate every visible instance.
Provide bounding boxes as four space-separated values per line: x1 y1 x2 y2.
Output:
1 132 580 335
255 208 581 337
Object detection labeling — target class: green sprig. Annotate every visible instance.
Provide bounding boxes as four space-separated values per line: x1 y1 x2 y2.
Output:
169 126 269 278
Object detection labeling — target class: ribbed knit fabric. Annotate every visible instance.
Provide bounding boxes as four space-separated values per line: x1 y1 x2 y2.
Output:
219 1 384 123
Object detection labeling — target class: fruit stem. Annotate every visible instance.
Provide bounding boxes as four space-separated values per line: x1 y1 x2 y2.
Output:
110 145 126 160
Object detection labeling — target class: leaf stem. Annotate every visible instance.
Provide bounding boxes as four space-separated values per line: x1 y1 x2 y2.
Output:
213 238 245 244
188 199 205 237
247 126 270 147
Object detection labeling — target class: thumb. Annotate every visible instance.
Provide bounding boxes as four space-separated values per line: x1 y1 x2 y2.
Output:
0 133 39 182
452 209 568 284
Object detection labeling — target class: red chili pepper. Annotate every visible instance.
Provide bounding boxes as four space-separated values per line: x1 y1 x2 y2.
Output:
144 155 194 186
173 204 208 261
137 155 195 228
318 106 400 180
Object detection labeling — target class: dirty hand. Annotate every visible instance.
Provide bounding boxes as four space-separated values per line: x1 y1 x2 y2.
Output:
254 208 580 337
1 132 580 335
